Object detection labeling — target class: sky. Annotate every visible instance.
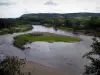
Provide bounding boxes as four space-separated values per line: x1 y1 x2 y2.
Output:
0 0 100 18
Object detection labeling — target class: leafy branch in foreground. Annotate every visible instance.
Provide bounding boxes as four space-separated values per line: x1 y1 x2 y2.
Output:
0 56 25 75
83 37 100 75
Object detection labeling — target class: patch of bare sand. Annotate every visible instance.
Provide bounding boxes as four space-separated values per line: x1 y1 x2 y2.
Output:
22 60 68 75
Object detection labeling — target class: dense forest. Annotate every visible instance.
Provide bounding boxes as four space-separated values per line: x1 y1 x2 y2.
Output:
0 13 100 36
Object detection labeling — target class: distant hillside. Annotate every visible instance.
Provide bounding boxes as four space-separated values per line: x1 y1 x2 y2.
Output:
20 13 100 19
63 13 100 17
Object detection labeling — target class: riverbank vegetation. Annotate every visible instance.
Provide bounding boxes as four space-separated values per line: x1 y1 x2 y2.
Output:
0 18 32 35
0 25 32 35
20 13 100 36
0 56 25 75
13 32 80 50
0 13 100 35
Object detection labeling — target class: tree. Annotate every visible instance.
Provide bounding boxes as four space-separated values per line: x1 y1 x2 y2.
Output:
83 37 100 75
70 18 81 33
65 18 72 28
0 56 25 75
86 17 100 31
53 18 65 27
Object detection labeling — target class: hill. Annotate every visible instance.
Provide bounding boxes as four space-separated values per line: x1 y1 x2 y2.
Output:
20 13 100 19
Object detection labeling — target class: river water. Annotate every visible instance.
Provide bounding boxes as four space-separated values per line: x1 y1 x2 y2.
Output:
0 25 94 75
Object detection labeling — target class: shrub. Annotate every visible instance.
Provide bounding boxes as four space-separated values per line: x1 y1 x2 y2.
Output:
28 33 43 36
13 38 29 50
0 56 25 75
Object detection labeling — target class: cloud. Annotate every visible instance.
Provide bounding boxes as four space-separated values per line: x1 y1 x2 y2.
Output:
0 0 25 18
96 6 100 12
0 0 100 18
44 0 58 6
0 0 19 6
0 2 11 6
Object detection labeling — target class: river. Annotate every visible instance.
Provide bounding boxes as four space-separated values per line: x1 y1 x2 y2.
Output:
0 25 94 75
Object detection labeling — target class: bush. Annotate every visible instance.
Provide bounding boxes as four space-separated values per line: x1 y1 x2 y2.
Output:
0 56 25 75
1 28 9 34
28 33 43 36
13 38 29 50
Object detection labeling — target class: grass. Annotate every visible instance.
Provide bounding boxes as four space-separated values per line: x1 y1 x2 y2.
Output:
13 32 81 50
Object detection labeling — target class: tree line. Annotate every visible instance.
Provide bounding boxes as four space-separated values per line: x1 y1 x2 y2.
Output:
0 14 100 35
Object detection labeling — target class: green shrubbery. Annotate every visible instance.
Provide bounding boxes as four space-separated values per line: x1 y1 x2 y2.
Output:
0 25 33 35
13 37 29 50
0 56 25 75
28 33 43 36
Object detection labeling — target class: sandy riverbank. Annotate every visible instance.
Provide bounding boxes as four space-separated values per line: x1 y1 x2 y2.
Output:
22 60 68 75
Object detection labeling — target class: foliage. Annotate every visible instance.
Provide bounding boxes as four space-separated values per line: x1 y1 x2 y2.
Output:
0 56 25 75
86 17 100 30
0 13 100 35
13 37 29 50
0 25 32 35
83 37 100 75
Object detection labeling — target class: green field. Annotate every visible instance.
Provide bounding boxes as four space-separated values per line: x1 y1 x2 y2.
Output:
13 32 80 50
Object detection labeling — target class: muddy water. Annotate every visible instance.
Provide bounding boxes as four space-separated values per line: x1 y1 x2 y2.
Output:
0 25 93 75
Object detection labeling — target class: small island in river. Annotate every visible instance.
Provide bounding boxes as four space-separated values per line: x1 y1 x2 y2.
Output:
13 32 81 50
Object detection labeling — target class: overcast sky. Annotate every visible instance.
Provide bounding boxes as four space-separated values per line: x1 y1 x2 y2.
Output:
0 0 100 18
